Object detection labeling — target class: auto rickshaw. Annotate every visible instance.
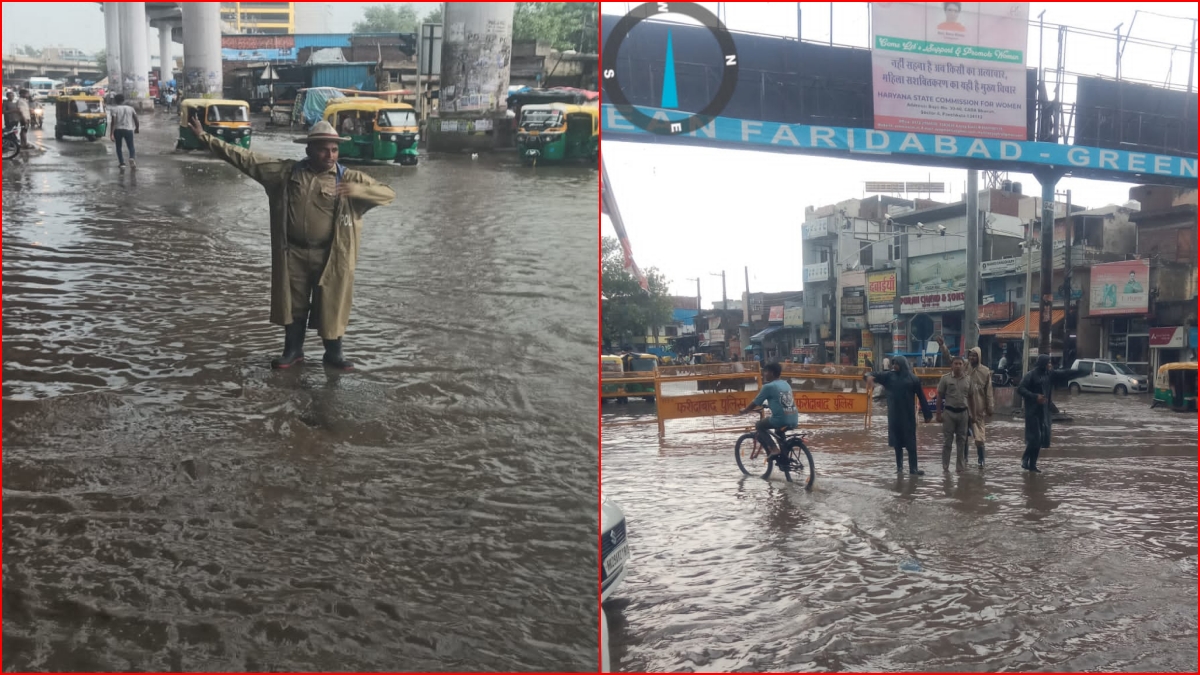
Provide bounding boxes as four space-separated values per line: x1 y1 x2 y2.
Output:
177 98 252 150
601 355 628 404
53 95 106 141
620 353 659 402
516 102 598 166
323 99 419 165
1150 362 1197 411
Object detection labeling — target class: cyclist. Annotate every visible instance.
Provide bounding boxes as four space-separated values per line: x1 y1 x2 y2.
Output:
739 361 799 459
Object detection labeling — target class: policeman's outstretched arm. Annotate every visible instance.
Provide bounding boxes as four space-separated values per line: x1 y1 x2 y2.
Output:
188 116 283 188
335 173 396 213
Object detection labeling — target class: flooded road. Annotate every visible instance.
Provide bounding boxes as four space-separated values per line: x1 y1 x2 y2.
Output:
602 393 1197 672
3 109 598 670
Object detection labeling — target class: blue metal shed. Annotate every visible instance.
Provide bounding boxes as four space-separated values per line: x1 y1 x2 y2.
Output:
310 64 374 91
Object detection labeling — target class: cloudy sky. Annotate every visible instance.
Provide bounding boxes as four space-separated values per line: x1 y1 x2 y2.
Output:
601 2 1199 305
1 2 444 54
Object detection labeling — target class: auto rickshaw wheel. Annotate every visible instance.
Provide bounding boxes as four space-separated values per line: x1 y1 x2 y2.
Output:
87 136 97 142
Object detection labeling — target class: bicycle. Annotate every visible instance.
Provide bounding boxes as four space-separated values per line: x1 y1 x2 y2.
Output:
734 409 815 487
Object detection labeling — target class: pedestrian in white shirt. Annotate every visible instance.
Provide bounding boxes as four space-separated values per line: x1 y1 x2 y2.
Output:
108 94 140 169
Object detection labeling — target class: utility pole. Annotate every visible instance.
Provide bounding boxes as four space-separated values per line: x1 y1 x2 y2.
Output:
710 271 727 309
833 230 843 366
965 170 980 350
1037 171 1060 360
1061 189 1073 365
1021 217 1034 376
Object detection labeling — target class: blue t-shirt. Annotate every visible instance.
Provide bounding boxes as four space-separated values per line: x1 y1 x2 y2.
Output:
752 379 799 427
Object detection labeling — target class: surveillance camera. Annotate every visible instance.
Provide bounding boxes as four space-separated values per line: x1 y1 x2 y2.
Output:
917 222 926 229
936 223 946 233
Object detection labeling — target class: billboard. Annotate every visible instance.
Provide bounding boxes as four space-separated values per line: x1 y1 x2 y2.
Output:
768 306 785 322
784 306 805 326
908 250 967 293
1089 260 1150 316
870 2 1030 140
868 270 898 332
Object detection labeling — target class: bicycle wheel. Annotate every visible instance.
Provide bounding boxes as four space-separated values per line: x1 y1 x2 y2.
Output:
781 439 815 487
734 432 775 478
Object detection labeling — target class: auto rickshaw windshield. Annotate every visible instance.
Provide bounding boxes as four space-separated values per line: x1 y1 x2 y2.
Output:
74 100 104 114
520 109 562 128
208 105 248 122
377 109 416 127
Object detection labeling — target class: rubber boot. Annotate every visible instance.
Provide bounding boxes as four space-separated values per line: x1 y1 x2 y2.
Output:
322 337 354 370
977 443 985 468
271 318 307 369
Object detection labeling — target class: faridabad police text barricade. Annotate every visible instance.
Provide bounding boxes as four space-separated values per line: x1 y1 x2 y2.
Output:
654 362 872 437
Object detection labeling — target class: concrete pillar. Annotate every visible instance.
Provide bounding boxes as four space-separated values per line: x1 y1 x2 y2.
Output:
182 3 223 98
119 2 152 109
430 2 516 152
104 2 123 96
158 25 174 87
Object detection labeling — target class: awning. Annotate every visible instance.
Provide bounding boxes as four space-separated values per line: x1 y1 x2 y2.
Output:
751 326 785 342
980 310 1064 339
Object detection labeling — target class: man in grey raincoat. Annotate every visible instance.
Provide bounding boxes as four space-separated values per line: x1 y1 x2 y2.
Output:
189 117 395 370
864 355 934 475
1016 354 1081 472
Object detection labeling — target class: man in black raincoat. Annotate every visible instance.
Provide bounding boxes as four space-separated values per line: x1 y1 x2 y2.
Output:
1016 354 1082 472
864 355 933 475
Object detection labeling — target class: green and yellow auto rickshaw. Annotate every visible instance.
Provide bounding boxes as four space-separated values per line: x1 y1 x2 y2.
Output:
53 95 106 141
1150 362 1197 411
621 353 659 402
601 355 628 404
516 103 599 166
177 98 252 150
323 99 419 165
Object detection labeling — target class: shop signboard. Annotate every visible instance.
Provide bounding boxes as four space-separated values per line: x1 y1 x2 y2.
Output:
802 217 832 239
768 306 785 322
843 315 867 329
870 2 1031 140
1149 327 1184 349
978 301 1014 323
1088 260 1150 316
900 290 966 313
980 257 1022 277
804 262 831 283
841 296 866 315
868 270 898 332
783 306 805 326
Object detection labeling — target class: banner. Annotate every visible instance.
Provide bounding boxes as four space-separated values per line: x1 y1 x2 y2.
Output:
868 270 898 331
769 306 785 322
870 2 1030 140
908 250 967 293
1088 260 1150 316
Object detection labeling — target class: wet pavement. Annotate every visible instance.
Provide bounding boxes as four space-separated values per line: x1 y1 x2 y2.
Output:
602 393 1198 672
3 108 598 670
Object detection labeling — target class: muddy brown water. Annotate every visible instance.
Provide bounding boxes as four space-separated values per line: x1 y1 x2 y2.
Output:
602 392 1197 672
3 109 598 671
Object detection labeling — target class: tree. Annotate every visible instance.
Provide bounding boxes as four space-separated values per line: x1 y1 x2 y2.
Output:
513 2 598 53
602 236 674 350
95 49 106 77
352 4 421 34
21 44 41 57
424 5 442 25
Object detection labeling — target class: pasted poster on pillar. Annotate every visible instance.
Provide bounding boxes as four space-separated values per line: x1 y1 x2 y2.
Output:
1088 260 1150 317
870 2 1030 140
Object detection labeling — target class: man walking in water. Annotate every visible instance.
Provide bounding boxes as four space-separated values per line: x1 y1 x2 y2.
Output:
188 116 395 370
864 356 933 475
1016 354 1081 472
108 94 140 169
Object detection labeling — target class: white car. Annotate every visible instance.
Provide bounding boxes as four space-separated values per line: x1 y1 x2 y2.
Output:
601 498 630 602
1068 358 1148 395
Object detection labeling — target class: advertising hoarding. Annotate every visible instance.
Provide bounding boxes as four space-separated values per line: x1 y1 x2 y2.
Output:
870 2 1030 140
1088 260 1150 316
784 306 805 326
868 270 898 331
908 250 967 293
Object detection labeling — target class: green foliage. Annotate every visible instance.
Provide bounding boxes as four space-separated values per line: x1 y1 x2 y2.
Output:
95 49 106 76
513 2 598 53
424 5 442 25
353 4 422 33
21 45 41 57
602 236 674 348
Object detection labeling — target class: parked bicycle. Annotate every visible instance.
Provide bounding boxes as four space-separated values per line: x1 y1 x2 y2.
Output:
3 123 22 160
734 407 815 487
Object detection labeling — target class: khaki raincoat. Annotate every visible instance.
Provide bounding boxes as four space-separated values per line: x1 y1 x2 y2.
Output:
198 132 395 338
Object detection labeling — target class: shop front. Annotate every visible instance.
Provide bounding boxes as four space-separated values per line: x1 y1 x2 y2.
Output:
1089 261 1152 375
1149 326 1192 373
899 290 965 364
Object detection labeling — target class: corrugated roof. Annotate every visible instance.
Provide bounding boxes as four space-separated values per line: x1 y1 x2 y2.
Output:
979 309 1064 339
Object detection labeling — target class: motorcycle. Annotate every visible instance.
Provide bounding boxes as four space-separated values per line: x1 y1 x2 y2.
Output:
3 123 21 160
30 103 43 129
991 362 1022 387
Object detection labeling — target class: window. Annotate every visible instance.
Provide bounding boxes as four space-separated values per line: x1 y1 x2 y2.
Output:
1076 361 1093 375
819 250 829 263
889 242 901 261
664 326 678 337
1111 362 1136 376
859 245 873 268
378 109 416 127
1095 362 1115 374
208 105 248 122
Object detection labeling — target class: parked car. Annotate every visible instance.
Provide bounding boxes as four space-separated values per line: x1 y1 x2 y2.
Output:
601 497 630 602
1067 358 1148 395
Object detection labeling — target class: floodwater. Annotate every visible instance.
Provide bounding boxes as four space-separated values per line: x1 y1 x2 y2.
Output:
602 392 1198 672
3 108 598 670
